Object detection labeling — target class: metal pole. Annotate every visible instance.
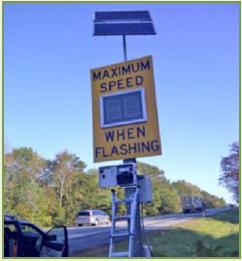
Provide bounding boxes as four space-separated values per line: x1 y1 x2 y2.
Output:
122 33 144 257
123 35 127 61
125 187 144 257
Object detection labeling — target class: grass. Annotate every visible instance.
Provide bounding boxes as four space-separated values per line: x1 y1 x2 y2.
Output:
70 208 240 257
151 209 239 257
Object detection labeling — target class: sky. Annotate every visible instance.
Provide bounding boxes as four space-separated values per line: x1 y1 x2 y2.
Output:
4 2 239 203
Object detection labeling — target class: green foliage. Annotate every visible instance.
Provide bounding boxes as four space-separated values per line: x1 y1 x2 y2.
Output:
4 146 226 228
172 180 203 198
52 205 66 226
194 240 225 257
150 209 240 257
144 177 182 215
200 190 225 208
219 141 239 202
137 162 164 179
171 180 225 209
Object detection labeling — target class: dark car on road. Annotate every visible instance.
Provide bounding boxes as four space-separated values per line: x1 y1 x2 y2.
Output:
4 214 69 257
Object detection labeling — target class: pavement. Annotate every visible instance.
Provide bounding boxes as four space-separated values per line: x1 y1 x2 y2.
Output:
67 207 230 255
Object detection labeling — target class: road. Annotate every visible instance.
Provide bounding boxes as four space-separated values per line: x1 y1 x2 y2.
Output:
67 208 229 255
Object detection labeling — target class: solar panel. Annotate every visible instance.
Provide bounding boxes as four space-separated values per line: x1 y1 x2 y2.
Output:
94 11 152 22
94 22 156 35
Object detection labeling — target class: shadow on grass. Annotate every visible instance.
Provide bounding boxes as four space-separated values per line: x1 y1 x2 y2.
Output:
150 227 239 257
208 208 239 224
70 226 239 257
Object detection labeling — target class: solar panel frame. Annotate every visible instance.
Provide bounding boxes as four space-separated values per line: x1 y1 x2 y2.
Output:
94 22 156 36
94 11 152 22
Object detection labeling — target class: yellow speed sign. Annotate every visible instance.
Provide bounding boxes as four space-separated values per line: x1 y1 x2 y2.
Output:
91 56 161 163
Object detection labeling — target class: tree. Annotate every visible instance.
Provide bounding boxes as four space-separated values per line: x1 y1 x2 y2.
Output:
219 142 239 202
172 180 226 209
137 162 181 215
50 151 86 206
4 147 52 225
4 145 15 214
137 162 164 179
172 180 203 198
4 144 228 228
48 151 87 225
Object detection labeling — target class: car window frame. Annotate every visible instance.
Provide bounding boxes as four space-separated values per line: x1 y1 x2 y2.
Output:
4 220 24 257
20 223 44 237
41 226 69 257
4 221 20 257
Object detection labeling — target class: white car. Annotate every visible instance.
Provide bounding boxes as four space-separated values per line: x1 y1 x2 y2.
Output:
75 210 110 226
